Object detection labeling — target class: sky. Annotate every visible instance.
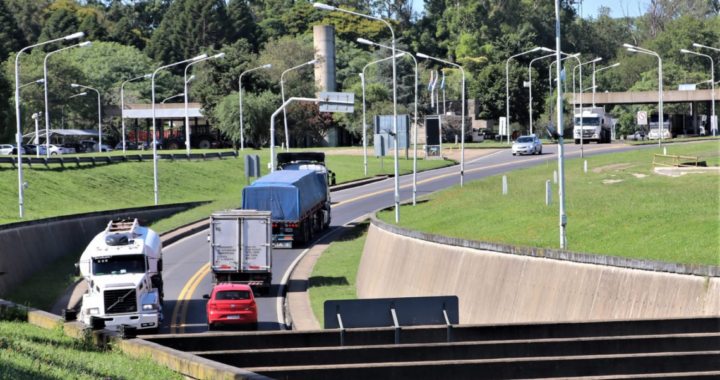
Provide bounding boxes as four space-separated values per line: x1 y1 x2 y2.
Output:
410 0 646 19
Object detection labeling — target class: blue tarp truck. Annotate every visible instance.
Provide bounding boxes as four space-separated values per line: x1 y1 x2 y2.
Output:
242 169 331 248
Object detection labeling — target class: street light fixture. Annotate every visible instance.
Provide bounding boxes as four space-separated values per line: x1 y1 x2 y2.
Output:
19 79 44 89
572 57 600 157
151 54 208 205
43 41 92 158
358 53 405 177
359 38 422 204
281 59 317 152
506 47 552 144
625 43 664 146
314 2 401 223
528 53 554 135
14 31 85 217
161 93 184 104
417 52 468 188
592 62 620 107
186 75 196 84
239 64 272 151
121 74 152 154
185 52 224 154
681 48 715 136
71 83 102 153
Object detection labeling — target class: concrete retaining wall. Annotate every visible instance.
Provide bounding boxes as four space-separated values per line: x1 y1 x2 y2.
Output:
0 202 206 298
357 218 720 324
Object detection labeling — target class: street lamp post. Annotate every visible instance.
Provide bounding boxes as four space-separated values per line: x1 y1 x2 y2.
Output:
71 83 102 152
553 0 567 249
161 93 184 103
31 112 42 157
281 59 317 152
359 39 420 204
506 47 552 144
14 31 85 217
625 44 663 146
121 74 152 154
682 47 715 135
19 79 44 89
43 41 92 158
314 2 401 223
151 54 208 205
573 57 600 157
592 62 620 107
528 54 554 135
185 53 224 154
417 52 467 187
359 53 404 176
239 64 272 151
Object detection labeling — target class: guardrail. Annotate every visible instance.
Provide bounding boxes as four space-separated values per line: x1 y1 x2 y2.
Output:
652 154 702 168
0 151 239 169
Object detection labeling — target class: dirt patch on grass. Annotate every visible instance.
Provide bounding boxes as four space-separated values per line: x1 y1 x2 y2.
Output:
591 163 633 173
603 179 624 184
630 173 648 178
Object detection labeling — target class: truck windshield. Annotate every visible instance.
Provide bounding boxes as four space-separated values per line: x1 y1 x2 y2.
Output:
575 117 600 125
92 255 145 275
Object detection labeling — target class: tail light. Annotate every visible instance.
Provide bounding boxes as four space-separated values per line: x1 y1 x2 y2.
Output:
249 301 256 309
209 302 218 310
272 223 278 228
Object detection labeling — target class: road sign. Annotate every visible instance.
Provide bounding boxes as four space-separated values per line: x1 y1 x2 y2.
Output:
499 117 507 135
637 111 647 125
319 91 355 113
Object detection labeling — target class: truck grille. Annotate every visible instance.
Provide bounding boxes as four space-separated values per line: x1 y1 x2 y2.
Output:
582 131 594 137
103 288 137 314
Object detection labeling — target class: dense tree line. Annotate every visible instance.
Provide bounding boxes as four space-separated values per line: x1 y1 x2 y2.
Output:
0 0 718 146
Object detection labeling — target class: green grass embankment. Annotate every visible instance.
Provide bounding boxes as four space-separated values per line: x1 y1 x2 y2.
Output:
0 314 184 380
308 222 369 327
0 148 452 227
378 141 720 265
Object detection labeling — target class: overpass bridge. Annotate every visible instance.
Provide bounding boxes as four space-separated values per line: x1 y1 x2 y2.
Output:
565 89 719 106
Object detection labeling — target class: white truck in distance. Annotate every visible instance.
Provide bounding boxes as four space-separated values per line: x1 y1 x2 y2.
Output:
209 210 273 295
574 107 613 144
75 219 163 332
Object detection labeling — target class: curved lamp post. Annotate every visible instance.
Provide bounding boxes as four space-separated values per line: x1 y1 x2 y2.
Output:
359 38 421 204
506 47 553 144
14 31 84 217
71 83 102 152
592 62 620 107
151 54 208 205
528 54 554 135
682 48 715 135
314 2 401 223
625 44 663 146
281 59 317 152
239 64 272 151
162 93 184 104
43 41 92 158
121 74 152 154
417 52 467 188
185 53 224 154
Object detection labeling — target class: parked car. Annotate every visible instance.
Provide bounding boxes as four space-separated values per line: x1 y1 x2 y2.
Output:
629 130 648 141
203 283 258 331
22 145 37 154
512 135 542 156
648 129 671 140
0 144 25 155
76 140 98 153
36 144 67 156
115 141 148 151
100 144 113 152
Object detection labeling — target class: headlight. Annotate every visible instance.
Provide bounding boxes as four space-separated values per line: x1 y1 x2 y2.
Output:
142 304 158 311
87 308 99 316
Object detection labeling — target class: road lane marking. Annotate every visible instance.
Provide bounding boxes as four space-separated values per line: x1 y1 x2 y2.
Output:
179 265 211 334
171 262 209 334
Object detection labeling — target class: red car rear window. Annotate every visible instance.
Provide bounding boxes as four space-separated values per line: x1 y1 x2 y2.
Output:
215 291 251 300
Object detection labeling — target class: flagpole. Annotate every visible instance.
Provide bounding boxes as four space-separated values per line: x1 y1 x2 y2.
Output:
436 71 439 114
430 71 434 109
442 71 446 114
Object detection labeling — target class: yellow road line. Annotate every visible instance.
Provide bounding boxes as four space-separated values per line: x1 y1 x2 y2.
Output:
171 143 629 332
179 266 211 334
170 262 209 334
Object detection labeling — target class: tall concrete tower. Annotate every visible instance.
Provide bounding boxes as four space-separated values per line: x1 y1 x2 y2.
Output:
313 25 336 94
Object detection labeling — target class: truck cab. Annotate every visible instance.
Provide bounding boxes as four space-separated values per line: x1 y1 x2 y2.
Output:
76 219 163 332
573 107 613 144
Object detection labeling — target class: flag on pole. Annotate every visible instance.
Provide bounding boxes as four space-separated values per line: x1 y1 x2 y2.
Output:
433 70 439 91
427 71 434 91
560 67 566 80
440 71 445 90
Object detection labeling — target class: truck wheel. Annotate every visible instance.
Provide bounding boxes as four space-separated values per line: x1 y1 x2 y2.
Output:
198 139 212 149
167 141 181 150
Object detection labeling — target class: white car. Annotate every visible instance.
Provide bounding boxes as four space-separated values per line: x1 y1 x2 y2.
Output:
100 144 113 152
648 129 671 140
0 144 25 155
512 135 542 156
36 144 66 156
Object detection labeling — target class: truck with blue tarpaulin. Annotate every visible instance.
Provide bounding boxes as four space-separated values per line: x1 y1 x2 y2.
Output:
242 169 331 248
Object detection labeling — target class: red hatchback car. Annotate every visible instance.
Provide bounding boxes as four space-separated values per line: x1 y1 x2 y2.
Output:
203 284 258 331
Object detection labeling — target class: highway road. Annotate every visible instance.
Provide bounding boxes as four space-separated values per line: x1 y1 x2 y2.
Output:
159 141 654 334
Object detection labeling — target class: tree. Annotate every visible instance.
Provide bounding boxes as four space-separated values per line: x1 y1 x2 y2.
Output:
4 0 51 44
286 102 338 146
108 16 144 49
78 12 107 41
227 0 261 49
37 8 79 49
214 90 281 148
0 0 27 63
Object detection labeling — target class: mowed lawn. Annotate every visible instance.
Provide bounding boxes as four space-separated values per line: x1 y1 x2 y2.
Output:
0 148 452 229
378 141 720 266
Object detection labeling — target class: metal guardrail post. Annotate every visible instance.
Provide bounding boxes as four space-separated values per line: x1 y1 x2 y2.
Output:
391 304 400 344
443 303 452 343
336 305 345 347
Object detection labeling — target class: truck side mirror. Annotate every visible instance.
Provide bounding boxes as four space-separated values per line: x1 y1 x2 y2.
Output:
157 259 163 272
74 262 80 277
202 294 210 299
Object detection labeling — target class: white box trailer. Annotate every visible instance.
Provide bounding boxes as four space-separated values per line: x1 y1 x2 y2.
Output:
208 210 273 295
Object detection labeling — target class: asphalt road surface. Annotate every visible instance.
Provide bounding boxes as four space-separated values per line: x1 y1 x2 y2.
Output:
160 141 655 334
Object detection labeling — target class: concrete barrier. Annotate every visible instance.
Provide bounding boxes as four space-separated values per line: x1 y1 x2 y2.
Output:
0 202 207 298
357 217 719 324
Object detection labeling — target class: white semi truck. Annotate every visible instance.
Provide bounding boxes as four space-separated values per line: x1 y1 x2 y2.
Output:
75 219 163 332
209 210 273 295
574 107 613 144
